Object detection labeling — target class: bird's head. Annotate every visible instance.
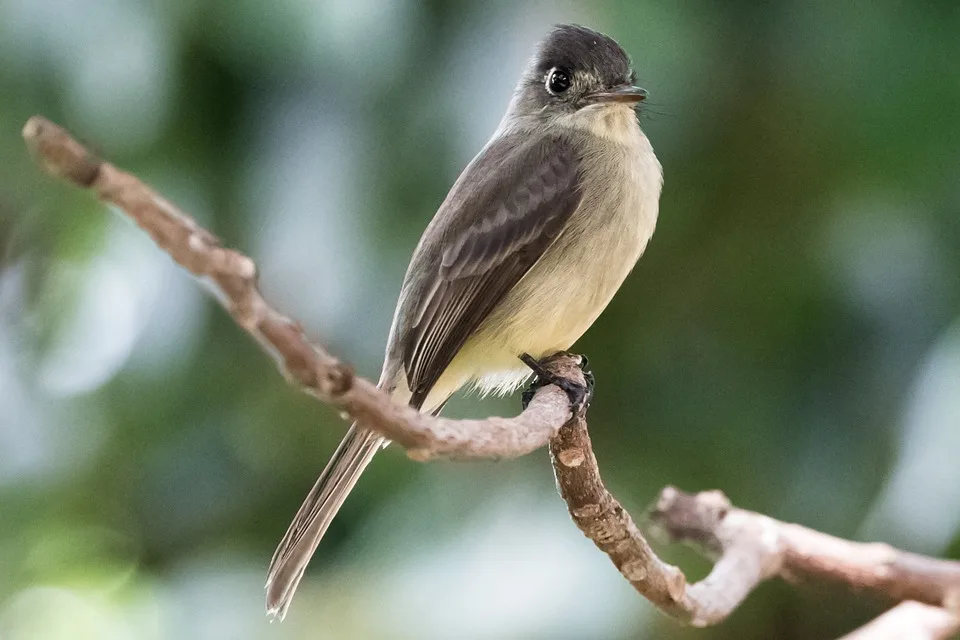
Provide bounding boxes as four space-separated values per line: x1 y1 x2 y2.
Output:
511 24 646 121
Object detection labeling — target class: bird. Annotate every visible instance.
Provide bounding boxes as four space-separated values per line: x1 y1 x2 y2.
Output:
265 23 663 619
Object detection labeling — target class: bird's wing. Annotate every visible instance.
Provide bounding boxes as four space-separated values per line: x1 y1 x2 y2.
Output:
400 132 583 408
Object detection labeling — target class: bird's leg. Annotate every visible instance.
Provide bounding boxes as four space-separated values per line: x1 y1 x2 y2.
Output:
519 351 594 415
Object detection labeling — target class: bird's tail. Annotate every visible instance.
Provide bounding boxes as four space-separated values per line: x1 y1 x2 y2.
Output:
265 423 383 620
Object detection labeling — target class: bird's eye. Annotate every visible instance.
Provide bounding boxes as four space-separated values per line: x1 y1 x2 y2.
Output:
545 68 571 95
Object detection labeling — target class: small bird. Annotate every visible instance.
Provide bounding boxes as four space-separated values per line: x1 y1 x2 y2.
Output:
266 24 663 618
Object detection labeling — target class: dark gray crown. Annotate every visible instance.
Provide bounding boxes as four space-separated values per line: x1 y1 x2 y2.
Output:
534 25 632 87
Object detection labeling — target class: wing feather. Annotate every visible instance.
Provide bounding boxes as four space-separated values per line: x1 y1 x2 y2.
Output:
400 133 583 408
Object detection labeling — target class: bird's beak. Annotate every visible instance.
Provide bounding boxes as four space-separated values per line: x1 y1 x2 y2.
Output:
586 85 648 105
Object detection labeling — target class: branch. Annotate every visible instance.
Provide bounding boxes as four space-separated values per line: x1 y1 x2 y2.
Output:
21 115 575 461
550 413 960 628
551 415 779 626
25 116 960 639
649 488 960 616
840 602 960 640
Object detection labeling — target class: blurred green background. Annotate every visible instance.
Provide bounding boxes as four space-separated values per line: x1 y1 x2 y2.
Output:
2 1 959 639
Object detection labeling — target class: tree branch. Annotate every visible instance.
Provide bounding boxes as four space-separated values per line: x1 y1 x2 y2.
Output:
648 487 960 616
24 115 960 639
840 602 960 640
550 409 960 628
21 115 575 462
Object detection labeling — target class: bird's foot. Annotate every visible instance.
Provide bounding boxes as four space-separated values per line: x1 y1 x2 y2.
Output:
519 351 594 415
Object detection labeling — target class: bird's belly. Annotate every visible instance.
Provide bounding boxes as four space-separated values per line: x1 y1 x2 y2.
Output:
492 208 647 355
446 202 655 397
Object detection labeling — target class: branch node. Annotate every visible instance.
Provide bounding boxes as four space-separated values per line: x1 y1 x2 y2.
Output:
230 291 263 333
664 565 689 603
323 362 355 397
187 232 207 253
571 504 601 519
406 448 430 462
556 447 585 467
647 487 730 554
620 558 649 582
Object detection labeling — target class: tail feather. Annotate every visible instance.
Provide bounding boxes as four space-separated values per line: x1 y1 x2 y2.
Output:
265 424 383 620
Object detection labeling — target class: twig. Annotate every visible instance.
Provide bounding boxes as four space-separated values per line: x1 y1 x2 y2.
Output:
21 115 575 462
550 420 960 628
551 417 783 626
648 487 960 618
840 602 960 640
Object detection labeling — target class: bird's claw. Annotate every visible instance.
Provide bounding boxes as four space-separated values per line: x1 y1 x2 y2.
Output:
519 351 594 415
